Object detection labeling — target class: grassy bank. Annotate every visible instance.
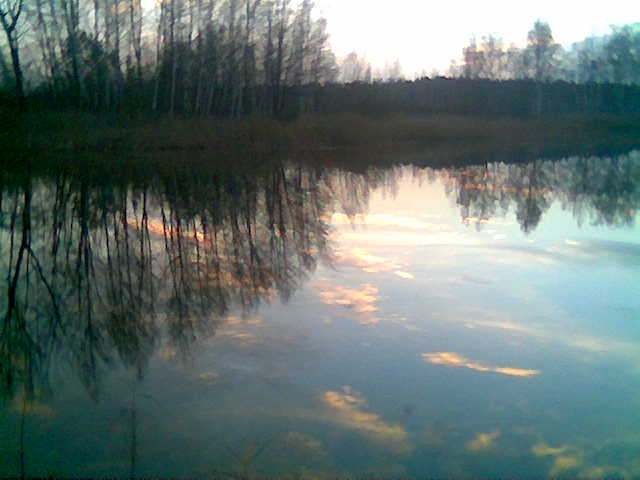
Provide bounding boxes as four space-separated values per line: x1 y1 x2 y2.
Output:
2 111 640 155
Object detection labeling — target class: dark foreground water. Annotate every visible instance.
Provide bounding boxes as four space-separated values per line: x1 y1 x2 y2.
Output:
1 148 639 478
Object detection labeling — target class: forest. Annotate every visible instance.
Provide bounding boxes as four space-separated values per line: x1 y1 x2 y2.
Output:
1 0 640 119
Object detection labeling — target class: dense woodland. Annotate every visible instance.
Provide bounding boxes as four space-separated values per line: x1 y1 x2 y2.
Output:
1 0 640 117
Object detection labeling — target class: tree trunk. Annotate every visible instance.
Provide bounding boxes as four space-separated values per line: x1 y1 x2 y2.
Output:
168 0 178 116
0 45 12 86
152 0 166 112
0 0 26 110
61 0 83 105
7 35 25 109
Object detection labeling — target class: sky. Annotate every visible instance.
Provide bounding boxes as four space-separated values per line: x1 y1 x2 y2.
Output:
313 0 639 76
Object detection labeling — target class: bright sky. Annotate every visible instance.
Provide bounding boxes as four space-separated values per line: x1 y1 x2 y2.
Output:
314 0 639 76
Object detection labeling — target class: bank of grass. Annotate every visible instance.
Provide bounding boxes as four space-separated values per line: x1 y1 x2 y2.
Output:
2 110 640 155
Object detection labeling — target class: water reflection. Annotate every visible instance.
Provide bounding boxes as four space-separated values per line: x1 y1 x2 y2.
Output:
0 148 639 477
0 157 406 402
2 151 639 398
440 153 640 233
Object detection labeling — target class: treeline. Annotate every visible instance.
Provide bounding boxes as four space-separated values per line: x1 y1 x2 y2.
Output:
309 78 640 117
454 22 640 85
0 0 338 114
325 21 640 117
1 1 640 118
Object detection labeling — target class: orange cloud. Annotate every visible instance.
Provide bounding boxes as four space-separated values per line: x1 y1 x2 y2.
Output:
322 386 411 453
317 282 381 324
331 213 447 231
422 352 540 377
333 248 415 279
334 247 401 273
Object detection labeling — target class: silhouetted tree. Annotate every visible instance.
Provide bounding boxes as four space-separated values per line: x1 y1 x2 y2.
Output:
0 0 25 109
524 20 559 82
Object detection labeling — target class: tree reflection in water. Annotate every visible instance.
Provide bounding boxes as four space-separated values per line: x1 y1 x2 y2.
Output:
2 150 639 401
0 148 638 476
439 151 640 233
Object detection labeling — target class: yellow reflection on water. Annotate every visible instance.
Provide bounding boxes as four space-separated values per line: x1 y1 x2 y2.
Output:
422 352 540 377
334 247 402 273
321 386 412 453
316 282 381 324
466 430 501 452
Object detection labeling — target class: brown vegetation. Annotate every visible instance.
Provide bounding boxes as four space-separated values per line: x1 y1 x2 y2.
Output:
2 111 640 160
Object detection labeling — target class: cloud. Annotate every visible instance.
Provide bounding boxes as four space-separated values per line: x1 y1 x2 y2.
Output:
565 239 582 246
330 211 471 248
532 443 569 457
197 370 221 384
224 316 264 326
451 274 493 286
550 455 583 476
466 430 501 452
528 435 640 479
463 217 514 227
215 329 261 345
531 442 584 477
337 231 481 247
389 314 425 333
322 386 411 453
137 218 208 244
466 317 640 360
422 352 540 377
333 248 415 279
205 316 266 347
394 271 415 279
278 432 328 458
464 319 539 336
334 247 402 273
331 213 449 231
316 282 381 324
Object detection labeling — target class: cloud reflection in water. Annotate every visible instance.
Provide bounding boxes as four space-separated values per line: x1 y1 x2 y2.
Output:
422 352 540 377
321 386 412 453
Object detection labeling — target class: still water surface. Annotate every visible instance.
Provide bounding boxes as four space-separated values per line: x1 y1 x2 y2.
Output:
1 149 639 478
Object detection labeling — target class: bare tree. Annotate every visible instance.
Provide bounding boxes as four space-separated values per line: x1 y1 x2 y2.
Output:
0 0 25 109
128 0 143 80
307 17 337 84
60 0 83 103
289 0 311 86
33 0 61 94
273 0 290 113
242 0 260 113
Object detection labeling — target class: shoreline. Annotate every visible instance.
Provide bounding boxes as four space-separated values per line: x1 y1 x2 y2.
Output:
2 111 640 157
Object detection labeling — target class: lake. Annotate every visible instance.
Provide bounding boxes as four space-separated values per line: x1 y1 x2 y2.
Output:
1 147 639 478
